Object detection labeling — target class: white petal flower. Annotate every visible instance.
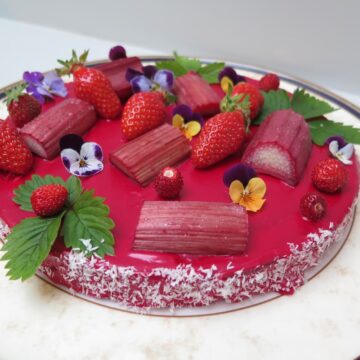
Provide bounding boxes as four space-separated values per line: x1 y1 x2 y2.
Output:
329 140 354 165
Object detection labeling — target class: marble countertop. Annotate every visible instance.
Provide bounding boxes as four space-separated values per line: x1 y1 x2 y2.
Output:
1 18 360 360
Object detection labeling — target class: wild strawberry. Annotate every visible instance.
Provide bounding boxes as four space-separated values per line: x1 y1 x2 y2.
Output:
300 192 327 221
259 73 280 92
0 120 33 175
31 184 68 217
6 85 41 128
311 158 347 193
232 82 264 120
121 92 167 140
154 167 184 198
58 50 121 119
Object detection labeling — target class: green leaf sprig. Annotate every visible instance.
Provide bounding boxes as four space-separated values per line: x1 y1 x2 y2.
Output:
156 52 225 84
1 175 115 280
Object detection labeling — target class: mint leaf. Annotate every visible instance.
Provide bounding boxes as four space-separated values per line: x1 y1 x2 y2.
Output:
253 89 291 125
156 60 188 77
291 88 336 119
1 213 64 280
308 118 360 146
13 175 67 212
197 62 225 83
62 190 115 257
174 52 202 72
65 176 82 206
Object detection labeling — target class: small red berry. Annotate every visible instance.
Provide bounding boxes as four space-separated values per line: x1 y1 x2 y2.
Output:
31 184 68 217
259 73 280 92
154 167 183 199
311 159 347 193
300 192 327 221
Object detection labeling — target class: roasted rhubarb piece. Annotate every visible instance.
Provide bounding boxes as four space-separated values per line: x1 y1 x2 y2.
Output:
242 109 312 186
173 72 221 116
94 57 143 100
110 123 191 186
133 201 248 255
20 98 97 160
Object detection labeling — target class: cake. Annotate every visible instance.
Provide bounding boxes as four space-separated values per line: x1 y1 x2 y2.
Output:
0 48 359 314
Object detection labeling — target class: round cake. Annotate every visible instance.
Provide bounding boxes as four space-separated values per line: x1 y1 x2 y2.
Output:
0 51 359 315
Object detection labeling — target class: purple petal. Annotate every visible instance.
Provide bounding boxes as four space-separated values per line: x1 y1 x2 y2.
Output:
36 85 53 98
26 87 45 104
172 104 193 122
109 45 127 61
153 70 174 91
60 134 84 153
191 112 204 127
130 75 152 93
143 65 157 79
125 68 144 82
223 163 257 187
23 71 44 85
218 66 245 85
80 142 103 162
325 136 347 149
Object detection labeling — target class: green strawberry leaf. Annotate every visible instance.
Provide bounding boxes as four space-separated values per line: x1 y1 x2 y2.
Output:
253 89 291 125
65 176 82 206
308 118 360 145
62 190 115 257
291 88 337 119
1 213 65 280
156 60 188 77
13 175 67 212
173 52 202 72
197 62 225 84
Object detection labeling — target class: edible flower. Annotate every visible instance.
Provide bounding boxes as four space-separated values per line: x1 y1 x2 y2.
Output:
126 67 175 102
326 136 354 165
60 134 103 177
109 45 127 61
224 164 266 212
23 71 67 104
218 66 245 93
172 104 203 140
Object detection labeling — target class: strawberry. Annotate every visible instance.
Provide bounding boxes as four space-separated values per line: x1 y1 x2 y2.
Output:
6 85 41 128
232 82 264 120
154 167 184 198
0 120 33 175
120 92 167 140
259 73 280 92
58 50 121 119
191 111 246 168
31 184 68 217
300 192 327 221
311 159 347 193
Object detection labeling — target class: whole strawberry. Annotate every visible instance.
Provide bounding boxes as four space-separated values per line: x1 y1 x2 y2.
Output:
6 85 41 128
121 92 167 140
300 192 327 221
31 184 68 217
154 166 183 198
232 82 264 120
0 120 33 175
58 50 121 119
259 73 280 92
312 158 347 193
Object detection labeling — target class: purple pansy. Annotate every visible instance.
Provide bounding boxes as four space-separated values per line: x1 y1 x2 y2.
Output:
23 71 67 104
223 163 257 187
218 66 245 85
126 67 174 93
60 134 103 177
326 136 354 165
109 45 127 61
172 104 204 126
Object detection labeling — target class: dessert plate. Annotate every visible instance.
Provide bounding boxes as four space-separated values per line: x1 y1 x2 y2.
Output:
0 57 359 316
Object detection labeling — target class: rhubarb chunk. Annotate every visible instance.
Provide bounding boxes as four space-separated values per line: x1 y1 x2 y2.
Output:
110 123 191 186
94 57 143 100
20 98 97 160
173 72 221 116
242 109 312 186
133 201 248 255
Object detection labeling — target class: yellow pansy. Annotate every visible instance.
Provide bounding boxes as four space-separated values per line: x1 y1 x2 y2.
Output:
229 178 267 212
172 114 201 140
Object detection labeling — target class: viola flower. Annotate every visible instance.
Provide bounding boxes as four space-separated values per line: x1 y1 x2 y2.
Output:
223 163 257 187
172 104 203 140
109 45 127 61
23 71 68 104
326 136 354 165
218 66 246 93
60 134 103 177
